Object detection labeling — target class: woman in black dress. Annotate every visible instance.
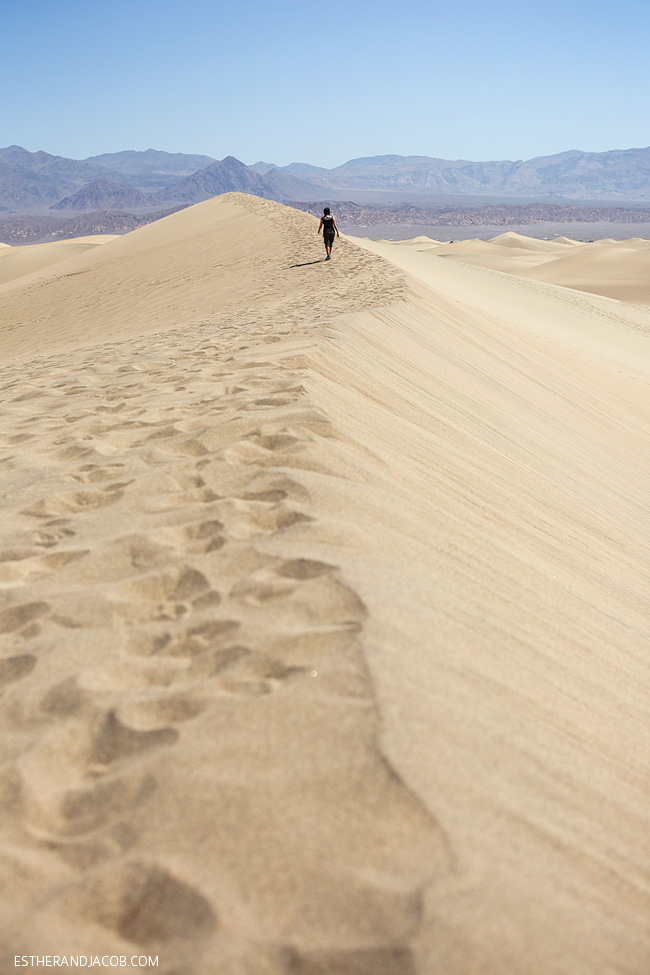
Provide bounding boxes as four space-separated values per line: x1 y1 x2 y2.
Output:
317 207 340 260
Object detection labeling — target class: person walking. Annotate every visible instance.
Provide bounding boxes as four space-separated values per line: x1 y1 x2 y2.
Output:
318 207 340 260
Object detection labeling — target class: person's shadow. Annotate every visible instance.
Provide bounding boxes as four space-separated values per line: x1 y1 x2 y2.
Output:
289 259 327 267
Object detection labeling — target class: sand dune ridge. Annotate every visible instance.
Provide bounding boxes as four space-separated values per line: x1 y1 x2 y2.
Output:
1 194 650 973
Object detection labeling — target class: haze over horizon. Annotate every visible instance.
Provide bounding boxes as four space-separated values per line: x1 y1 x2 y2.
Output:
6 0 649 169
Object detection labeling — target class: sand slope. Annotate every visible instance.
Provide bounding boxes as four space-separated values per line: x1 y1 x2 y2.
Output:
0 197 400 361
0 237 119 286
408 230 650 304
1 195 650 974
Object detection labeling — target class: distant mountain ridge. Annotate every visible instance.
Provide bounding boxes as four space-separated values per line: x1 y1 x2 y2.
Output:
1 145 650 232
50 179 153 211
0 147 323 212
280 147 650 200
249 149 650 200
84 148 217 177
149 156 319 206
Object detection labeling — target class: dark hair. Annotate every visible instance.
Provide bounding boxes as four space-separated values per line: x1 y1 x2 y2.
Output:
323 207 330 215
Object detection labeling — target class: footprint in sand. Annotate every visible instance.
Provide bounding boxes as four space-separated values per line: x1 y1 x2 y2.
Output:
231 562 365 629
228 557 336 608
236 473 311 506
37 549 89 571
117 694 209 730
179 518 226 554
90 710 179 766
214 497 312 540
220 432 303 466
253 433 302 452
30 520 76 548
22 486 126 518
216 649 312 698
0 654 37 686
125 619 241 659
239 488 287 503
76 658 189 692
0 549 89 590
261 945 417 975
112 565 214 625
126 566 213 603
14 703 178 848
37 771 157 840
0 600 49 635
68 462 127 483
6 432 35 445
67 861 217 945
53 534 174 587
276 557 336 580
249 395 301 408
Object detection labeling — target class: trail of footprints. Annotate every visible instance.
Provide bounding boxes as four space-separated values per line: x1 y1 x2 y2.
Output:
0 325 442 973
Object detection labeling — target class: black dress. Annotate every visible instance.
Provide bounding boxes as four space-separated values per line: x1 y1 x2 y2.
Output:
323 215 335 244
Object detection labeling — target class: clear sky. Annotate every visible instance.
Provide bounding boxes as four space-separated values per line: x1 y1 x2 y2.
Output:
3 0 649 168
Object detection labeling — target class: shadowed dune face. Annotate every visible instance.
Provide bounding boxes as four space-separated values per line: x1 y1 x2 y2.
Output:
1 194 650 974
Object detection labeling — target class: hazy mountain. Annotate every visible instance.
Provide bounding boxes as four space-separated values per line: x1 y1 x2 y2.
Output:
0 147 114 209
323 155 516 194
84 149 217 176
51 179 155 211
306 148 650 200
2 145 650 220
249 161 278 174
151 156 321 205
250 161 328 179
0 149 320 212
0 146 108 183
497 147 650 199
0 161 66 209
252 147 650 201
281 162 330 179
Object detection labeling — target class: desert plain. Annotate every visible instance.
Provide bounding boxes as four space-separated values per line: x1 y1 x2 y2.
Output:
1 194 649 974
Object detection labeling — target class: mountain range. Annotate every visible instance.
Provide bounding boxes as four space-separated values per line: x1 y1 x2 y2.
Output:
284 148 650 201
2 145 650 216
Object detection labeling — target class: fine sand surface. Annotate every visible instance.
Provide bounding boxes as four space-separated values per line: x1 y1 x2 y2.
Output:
1 195 650 974
0 237 120 287
382 230 650 305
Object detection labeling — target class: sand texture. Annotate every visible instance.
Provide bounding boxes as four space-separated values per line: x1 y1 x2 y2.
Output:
0 237 120 287
1 195 650 974
384 230 650 304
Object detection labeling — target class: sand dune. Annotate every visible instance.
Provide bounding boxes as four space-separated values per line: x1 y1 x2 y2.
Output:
523 240 650 302
391 235 443 247
0 197 400 361
1 194 650 974
0 236 119 287
408 230 650 304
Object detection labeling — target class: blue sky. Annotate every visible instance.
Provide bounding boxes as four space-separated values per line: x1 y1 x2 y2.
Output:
3 0 649 167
